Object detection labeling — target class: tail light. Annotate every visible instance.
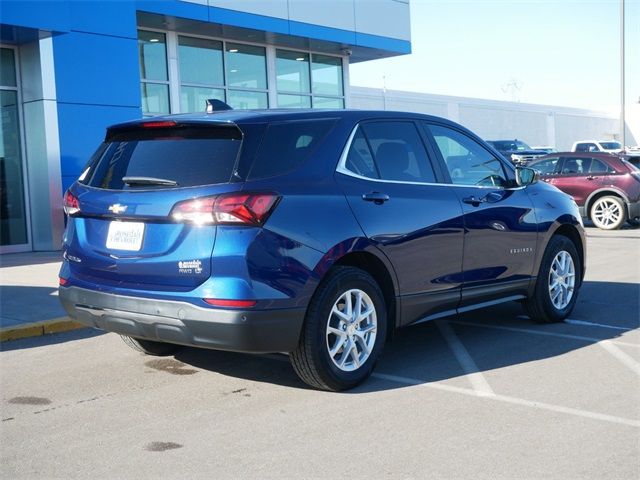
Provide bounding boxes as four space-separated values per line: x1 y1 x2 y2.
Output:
59 277 68 286
203 299 257 308
170 193 279 226
64 191 80 216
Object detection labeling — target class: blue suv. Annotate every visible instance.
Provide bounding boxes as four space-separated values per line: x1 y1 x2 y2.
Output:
59 109 585 391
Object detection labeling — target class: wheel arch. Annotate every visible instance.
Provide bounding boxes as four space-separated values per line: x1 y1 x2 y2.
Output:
312 241 400 338
584 188 629 219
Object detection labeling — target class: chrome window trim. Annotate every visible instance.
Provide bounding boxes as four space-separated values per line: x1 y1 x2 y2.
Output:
335 124 524 191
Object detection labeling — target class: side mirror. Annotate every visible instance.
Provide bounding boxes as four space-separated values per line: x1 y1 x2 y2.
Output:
515 167 539 187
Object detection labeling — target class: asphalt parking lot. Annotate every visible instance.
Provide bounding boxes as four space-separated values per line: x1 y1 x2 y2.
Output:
1 226 639 479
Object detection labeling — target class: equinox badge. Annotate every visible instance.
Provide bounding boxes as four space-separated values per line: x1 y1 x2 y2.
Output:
108 203 128 214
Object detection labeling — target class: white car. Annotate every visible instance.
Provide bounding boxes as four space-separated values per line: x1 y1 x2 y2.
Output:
572 140 623 154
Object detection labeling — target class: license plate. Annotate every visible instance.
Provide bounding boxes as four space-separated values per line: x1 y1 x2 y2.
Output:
105 221 145 251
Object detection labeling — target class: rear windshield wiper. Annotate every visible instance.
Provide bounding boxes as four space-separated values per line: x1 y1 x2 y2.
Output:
122 176 178 187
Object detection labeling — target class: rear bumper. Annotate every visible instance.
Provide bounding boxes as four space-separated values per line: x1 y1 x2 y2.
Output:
59 286 305 353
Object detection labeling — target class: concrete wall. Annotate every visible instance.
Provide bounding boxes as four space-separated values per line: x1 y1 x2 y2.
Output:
351 86 622 151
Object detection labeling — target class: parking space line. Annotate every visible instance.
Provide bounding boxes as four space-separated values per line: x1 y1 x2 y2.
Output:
435 320 494 397
565 319 634 332
450 320 640 348
599 340 640 376
372 373 640 428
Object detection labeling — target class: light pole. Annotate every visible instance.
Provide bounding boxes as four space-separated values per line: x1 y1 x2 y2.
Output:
621 0 626 146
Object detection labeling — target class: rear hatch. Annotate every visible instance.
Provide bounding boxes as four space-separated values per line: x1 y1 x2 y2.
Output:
64 121 248 289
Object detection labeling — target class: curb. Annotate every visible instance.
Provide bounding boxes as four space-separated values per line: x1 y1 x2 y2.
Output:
0 317 86 342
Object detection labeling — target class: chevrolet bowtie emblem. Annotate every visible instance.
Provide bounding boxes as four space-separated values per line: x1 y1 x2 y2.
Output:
108 204 128 214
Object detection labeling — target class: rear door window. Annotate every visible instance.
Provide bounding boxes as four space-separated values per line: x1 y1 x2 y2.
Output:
343 121 437 183
589 159 614 173
247 119 336 180
83 125 242 189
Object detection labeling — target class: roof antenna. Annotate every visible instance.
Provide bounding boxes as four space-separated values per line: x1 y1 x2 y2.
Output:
206 99 233 113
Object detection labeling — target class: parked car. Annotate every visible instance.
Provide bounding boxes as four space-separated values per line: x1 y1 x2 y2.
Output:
572 140 623 154
486 139 547 165
59 109 586 391
529 152 640 230
531 146 557 154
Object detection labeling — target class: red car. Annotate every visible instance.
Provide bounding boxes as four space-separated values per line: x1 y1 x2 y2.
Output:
529 153 640 230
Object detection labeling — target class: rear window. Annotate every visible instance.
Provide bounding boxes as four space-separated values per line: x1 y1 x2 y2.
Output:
82 125 242 189
247 119 335 180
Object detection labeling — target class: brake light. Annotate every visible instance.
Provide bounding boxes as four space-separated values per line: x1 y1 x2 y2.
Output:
64 190 80 215
203 299 257 308
141 121 177 128
170 193 279 226
59 277 68 286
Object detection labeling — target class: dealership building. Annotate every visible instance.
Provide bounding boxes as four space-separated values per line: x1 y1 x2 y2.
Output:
0 0 411 253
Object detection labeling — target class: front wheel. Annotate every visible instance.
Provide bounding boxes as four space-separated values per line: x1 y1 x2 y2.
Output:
290 266 387 391
590 196 625 230
525 235 581 323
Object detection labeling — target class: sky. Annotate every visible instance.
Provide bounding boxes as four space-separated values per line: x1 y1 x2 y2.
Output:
350 0 640 113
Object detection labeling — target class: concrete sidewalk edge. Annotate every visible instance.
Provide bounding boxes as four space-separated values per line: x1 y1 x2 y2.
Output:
0 317 86 342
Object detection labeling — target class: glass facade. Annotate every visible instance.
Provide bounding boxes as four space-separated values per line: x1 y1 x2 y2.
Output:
275 49 344 109
138 31 170 115
0 48 28 248
137 30 346 114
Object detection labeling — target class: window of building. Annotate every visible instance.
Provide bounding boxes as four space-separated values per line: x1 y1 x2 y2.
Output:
1 47 29 249
178 36 225 113
138 30 170 115
137 31 346 114
275 49 344 109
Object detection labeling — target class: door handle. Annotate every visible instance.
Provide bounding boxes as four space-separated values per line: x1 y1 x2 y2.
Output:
462 196 485 206
362 192 390 204
586 175 597 180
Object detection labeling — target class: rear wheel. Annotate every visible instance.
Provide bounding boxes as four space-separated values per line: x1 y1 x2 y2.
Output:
590 195 625 230
525 235 581 323
290 266 387 391
120 335 179 356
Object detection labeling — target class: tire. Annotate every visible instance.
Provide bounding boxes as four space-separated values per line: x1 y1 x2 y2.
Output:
290 266 387 391
590 195 626 230
120 335 180 356
525 235 581 323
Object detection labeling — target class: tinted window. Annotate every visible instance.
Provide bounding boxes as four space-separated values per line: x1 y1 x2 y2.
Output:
84 126 242 189
560 157 592 174
589 159 613 173
358 121 436 183
247 120 335 180
532 157 560 175
345 129 379 179
428 124 507 187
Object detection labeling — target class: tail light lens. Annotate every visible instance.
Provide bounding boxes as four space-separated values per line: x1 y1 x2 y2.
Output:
64 191 80 216
170 193 279 226
203 298 257 308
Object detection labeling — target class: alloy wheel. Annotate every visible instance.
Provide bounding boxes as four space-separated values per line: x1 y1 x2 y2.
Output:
326 289 377 372
548 250 576 310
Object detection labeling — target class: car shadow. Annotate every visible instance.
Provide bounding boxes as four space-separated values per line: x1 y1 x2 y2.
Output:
171 279 638 392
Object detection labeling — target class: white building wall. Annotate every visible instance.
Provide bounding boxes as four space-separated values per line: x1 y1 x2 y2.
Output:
181 0 410 41
351 86 620 151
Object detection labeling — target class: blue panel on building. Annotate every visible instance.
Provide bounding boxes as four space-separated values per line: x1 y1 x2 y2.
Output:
57 103 141 179
136 0 209 22
355 32 411 54
53 32 141 107
0 0 70 33
69 1 137 39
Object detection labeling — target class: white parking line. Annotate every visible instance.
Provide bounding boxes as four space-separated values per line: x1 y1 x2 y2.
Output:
372 372 640 428
564 319 634 332
450 320 640 348
599 340 640 376
435 320 494 396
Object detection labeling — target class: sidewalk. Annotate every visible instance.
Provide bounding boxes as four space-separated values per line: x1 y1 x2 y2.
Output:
0 252 83 342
